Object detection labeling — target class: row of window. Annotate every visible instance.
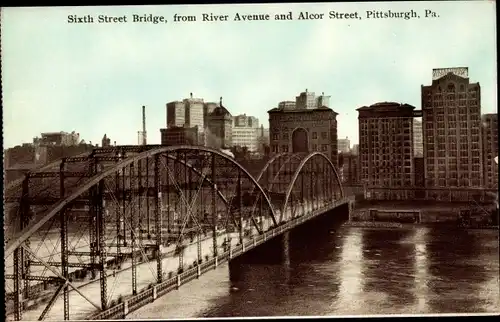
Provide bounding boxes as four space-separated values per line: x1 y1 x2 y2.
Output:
270 144 331 153
426 179 482 187
426 157 481 164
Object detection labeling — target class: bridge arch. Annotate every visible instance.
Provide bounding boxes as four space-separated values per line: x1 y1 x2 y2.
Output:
280 152 344 223
255 152 307 189
6 145 278 257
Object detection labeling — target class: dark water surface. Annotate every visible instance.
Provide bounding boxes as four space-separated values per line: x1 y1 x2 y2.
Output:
127 225 499 318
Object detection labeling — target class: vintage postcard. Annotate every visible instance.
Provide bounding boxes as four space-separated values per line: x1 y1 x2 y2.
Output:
2 1 498 321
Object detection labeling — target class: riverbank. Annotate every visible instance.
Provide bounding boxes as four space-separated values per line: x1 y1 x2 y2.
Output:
343 220 499 230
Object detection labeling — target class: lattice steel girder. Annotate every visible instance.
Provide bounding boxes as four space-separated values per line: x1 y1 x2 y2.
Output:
38 281 67 321
20 245 102 310
6 145 279 258
4 274 64 282
65 156 122 163
67 251 96 256
29 261 99 269
4 197 91 205
28 172 91 178
93 144 164 154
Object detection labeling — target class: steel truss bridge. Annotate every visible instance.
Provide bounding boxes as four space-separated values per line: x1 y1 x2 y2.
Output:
4 145 351 321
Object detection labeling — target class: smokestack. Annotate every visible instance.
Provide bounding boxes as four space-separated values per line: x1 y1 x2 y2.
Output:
142 105 147 145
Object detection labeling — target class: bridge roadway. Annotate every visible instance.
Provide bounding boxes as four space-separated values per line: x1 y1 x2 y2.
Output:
7 198 349 321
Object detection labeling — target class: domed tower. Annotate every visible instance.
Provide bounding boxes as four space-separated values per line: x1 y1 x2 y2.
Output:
206 97 233 149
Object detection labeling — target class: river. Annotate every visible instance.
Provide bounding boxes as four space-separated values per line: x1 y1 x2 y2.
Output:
127 224 499 318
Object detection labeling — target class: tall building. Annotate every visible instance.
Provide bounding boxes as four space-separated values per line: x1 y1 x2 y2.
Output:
482 113 498 189
421 67 483 189
338 137 350 153
413 119 423 157
231 114 260 151
269 92 338 167
357 102 416 199
160 126 200 146
166 93 205 132
184 93 204 132
295 89 331 110
206 97 233 149
166 101 185 128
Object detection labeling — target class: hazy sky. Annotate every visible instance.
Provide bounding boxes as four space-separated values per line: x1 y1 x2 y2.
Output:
2 1 497 148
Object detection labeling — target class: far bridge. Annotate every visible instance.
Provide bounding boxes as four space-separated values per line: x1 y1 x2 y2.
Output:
4 145 353 321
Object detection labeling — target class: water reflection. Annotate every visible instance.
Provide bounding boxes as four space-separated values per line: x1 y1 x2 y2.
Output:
127 226 499 318
413 228 429 313
425 228 497 313
360 229 417 314
335 228 363 314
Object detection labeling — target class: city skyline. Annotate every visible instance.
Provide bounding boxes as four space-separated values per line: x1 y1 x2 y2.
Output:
2 2 497 148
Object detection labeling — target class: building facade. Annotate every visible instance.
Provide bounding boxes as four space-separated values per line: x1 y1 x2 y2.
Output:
231 114 260 151
338 137 351 153
421 67 483 190
160 126 200 146
413 119 423 157
268 103 338 168
357 102 416 199
482 113 498 189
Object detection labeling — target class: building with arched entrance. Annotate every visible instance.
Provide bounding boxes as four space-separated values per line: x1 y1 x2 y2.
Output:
268 101 338 168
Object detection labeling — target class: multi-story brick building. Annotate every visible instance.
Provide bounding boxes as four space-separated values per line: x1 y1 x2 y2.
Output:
357 102 416 199
268 94 338 168
421 67 483 190
482 113 498 189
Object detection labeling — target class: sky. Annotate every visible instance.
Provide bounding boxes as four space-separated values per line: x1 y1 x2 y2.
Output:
2 1 497 149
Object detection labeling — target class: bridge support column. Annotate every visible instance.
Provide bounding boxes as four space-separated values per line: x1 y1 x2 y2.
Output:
124 300 129 315
153 286 157 300
176 275 181 289
154 155 164 283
